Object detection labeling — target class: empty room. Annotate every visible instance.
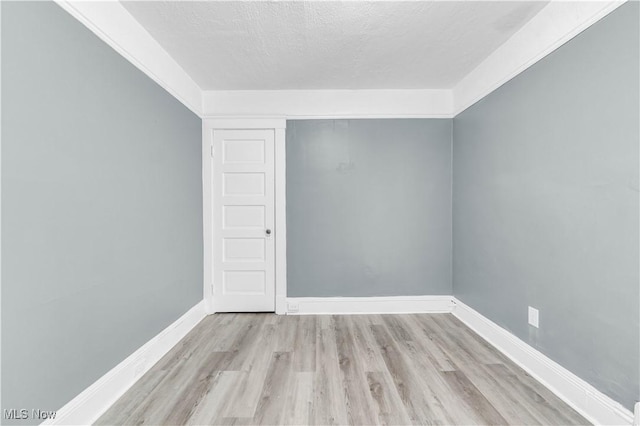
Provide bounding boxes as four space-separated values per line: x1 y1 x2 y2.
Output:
1 0 638 425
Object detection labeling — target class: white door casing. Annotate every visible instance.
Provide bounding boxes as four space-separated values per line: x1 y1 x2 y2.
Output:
212 129 275 312
203 119 286 314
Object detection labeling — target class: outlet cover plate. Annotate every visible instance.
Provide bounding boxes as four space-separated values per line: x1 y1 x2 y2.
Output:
528 306 539 328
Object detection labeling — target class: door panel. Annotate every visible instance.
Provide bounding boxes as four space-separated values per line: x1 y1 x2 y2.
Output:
222 172 265 195
223 238 266 262
223 205 265 229
213 129 275 312
223 271 266 294
223 139 265 163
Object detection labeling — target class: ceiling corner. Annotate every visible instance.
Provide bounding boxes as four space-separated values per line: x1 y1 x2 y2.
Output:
452 0 627 116
54 0 204 118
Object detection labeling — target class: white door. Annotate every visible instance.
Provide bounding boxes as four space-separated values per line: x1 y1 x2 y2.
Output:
212 129 275 312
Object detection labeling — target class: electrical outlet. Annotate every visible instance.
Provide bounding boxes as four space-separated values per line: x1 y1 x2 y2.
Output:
528 306 539 328
287 301 299 313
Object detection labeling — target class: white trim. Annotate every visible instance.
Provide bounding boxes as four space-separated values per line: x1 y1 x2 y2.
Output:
205 118 287 130
453 0 626 115
285 296 454 315
44 301 207 426
54 0 625 120
202 122 214 314
202 90 454 119
452 298 634 426
274 128 288 315
54 1 203 117
0 2 3 413
202 120 215 314
55 0 625 120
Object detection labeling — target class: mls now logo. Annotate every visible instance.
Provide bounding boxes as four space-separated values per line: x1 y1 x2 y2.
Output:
4 409 57 420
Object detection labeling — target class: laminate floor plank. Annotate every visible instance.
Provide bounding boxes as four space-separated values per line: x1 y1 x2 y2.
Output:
405 314 457 372
221 324 277 419
150 316 213 371
253 352 293 425
224 314 268 371
441 315 515 366
349 315 389 372
486 363 587 425
274 315 299 352
411 315 545 425
187 371 240 426
436 315 584 425
313 318 350 426
97 313 589 426
293 316 316 372
282 371 314 425
333 316 378 425
431 314 503 365
93 370 168 426
441 370 509 425
411 315 574 426
209 314 254 352
365 371 412 426
498 361 589 425
371 323 450 424
216 417 255 425
380 316 473 425
450 359 546 426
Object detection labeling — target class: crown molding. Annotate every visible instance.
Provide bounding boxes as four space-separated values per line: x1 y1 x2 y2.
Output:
55 0 625 120
54 1 203 117
202 89 454 119
453 0 627 115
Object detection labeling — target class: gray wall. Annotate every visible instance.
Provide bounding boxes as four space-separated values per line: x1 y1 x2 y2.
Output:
287 119 452 297
452 2 639 410
1 1 203 421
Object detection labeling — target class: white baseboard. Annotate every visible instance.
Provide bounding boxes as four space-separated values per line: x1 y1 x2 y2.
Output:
452 298 634 426
276 295 288 315
44 301 207 425
285 295 454 315
41 297 633 425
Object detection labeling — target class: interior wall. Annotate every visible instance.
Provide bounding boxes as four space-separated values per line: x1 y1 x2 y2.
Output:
286 119 452 297
1 2 203 421
452 2 639 410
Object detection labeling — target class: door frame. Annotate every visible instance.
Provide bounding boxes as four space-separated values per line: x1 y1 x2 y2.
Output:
203 118 287 315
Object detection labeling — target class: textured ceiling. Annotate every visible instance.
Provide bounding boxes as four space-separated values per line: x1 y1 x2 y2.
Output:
121 1 548 90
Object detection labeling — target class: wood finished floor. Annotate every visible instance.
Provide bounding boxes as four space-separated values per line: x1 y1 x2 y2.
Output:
97 313 589 425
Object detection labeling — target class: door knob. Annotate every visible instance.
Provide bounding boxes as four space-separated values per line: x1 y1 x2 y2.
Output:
266 229 272 235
